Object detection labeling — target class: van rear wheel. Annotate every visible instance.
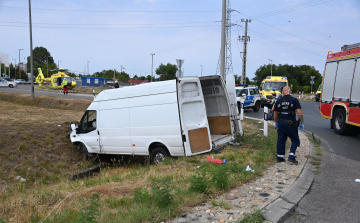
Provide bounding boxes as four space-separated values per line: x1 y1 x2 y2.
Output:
151 147 169 165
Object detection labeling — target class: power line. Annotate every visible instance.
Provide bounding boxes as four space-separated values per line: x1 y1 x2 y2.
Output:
233 26 323 57
0 24 219 30
240 0 343 42
0 20 217 26
233 0 334 19
235 16 336 49
0 6 220 13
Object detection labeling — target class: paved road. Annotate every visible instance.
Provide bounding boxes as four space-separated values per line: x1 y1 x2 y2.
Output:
243 101 360 222
0 84 94 100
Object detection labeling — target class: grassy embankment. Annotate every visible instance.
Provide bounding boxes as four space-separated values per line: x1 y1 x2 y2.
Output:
0 92 278 223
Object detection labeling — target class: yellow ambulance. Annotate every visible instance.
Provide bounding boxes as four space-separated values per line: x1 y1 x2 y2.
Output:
259 76 288 107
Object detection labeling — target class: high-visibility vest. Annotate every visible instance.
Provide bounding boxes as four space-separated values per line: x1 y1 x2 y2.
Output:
63 79 68 86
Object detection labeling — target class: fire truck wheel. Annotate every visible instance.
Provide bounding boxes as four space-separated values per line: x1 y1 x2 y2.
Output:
332 108 352 135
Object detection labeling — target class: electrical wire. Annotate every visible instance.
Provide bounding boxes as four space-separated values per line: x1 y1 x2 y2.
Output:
0 20 217 26
233 26 324 57
0 24 219 30
239 0 342 42
0 6 220 13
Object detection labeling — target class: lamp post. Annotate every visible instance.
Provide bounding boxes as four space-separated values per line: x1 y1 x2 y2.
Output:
268 59 273 76
47 56 51 77
200 65 203 76
19 49 23 79
12 59 16 80
87 61 90 76
150 53 155 82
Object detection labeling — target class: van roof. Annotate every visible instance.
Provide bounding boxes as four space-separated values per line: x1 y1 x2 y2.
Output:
94 79 177 102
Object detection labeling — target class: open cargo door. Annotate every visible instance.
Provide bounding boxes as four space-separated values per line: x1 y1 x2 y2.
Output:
177 77 212 156
226 74 244 137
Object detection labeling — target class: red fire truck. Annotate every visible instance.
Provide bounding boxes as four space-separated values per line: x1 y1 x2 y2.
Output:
319 43 360 135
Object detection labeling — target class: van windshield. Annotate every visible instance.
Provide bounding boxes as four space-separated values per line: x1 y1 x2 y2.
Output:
264 82 287 91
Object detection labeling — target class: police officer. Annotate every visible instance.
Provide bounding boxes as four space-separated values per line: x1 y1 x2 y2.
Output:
274 86 304 164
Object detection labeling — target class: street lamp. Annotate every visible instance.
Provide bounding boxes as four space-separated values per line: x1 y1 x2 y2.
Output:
12 58 16 80
19 49 23 79
268 59 273 76
150 53 155 82
47 56 52 77
200 65 203 76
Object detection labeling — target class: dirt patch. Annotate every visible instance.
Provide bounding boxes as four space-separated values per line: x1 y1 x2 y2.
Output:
0 93 93 188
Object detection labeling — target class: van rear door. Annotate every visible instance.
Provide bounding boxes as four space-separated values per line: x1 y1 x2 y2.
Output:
177 77 212 156
226 74 243 136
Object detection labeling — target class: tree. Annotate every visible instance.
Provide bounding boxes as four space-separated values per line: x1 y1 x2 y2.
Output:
27 46 57 77
289 79 299 92
155 63 178 81
16 70 28 81
133 75 138 80
138 76 146 80
146 75 152 81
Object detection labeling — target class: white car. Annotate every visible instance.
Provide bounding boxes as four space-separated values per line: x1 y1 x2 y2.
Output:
235 85 261 112
14 79 27 84
0 78 17 88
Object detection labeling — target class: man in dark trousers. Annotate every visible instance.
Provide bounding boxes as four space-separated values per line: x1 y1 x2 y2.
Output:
114 80 119 89
274 86 304 164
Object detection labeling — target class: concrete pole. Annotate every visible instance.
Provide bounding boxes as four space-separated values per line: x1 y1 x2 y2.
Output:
200 65 203 76
241 20 248 84
220 0 226 79
28 0 34 99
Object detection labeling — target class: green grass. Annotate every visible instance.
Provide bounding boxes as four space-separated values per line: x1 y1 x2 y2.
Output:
238 209 265 223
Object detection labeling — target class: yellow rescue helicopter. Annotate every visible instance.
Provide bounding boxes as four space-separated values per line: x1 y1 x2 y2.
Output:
35 68 78 93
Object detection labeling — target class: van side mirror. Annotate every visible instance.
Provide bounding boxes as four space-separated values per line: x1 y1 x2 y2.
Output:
242 93 246 97
71 124 76 131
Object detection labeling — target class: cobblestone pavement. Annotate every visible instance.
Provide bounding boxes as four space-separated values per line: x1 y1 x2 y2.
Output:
169 132 310 223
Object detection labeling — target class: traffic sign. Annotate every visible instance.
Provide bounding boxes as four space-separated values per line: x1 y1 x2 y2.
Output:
310 76 315 80
310 81 314 84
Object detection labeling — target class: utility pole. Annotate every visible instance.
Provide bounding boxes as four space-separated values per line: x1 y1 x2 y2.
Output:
150 53 155 82
120 65 125 74
114 68 116 82
58 60 61 69
220 0 226 79
239 19 251 84
87 61 90 76
200 65 203 76
28 0 34 99
268 59 273 76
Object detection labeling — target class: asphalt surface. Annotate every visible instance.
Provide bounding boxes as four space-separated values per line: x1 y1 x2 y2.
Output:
0 84 94 100
243 100 360 222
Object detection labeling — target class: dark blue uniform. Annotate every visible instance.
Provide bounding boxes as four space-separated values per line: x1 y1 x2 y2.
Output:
274 95 301 161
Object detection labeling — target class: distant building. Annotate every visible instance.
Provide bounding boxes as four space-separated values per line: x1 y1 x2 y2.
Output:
82 77 107 86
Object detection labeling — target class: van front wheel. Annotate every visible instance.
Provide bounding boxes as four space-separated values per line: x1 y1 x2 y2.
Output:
151 147 169 165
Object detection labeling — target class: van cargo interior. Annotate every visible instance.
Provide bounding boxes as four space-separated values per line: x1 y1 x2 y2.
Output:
199 76 232 146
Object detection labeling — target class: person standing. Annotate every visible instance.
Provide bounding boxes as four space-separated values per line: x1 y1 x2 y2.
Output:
114 80 119 89
274 86 304 164
62 78 68 95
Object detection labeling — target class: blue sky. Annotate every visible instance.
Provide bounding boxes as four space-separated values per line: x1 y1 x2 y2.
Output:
1 0 359 80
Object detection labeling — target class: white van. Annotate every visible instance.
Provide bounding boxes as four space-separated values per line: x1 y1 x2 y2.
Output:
70 75 242 164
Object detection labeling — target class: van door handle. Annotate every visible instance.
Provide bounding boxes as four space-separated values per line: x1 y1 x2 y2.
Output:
97 130 99 135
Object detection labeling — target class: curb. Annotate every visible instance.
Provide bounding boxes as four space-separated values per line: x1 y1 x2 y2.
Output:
262 131 315 223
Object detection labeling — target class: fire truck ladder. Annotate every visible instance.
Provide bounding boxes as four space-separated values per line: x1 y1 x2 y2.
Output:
341 42 360 51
